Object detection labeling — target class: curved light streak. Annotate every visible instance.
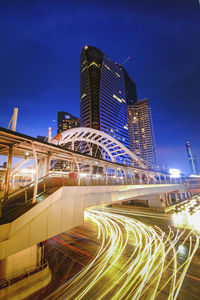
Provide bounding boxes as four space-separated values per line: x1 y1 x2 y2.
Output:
61 209 199 300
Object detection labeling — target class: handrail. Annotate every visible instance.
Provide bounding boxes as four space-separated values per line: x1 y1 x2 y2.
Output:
0 262 48 290
0 172 66 204
0 171 189 223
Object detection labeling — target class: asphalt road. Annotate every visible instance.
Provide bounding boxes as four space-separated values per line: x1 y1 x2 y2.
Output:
26 202 200 300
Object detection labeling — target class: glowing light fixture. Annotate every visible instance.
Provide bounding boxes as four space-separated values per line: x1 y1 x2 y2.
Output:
169 168 181 178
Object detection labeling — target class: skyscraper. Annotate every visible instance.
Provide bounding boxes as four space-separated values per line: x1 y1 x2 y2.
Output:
186 141 199 175
127 98 157 168
80 45 130 149
57 111 80 134
121 67 137 105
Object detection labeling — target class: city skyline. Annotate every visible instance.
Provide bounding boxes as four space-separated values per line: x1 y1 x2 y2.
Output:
0 0 200 173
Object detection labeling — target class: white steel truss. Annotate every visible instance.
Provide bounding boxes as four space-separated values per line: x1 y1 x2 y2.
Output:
51 127 147 168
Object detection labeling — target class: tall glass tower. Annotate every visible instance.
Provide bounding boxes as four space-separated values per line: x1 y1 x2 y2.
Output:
127 98 157 168
80 45 130 149
186 141 199 175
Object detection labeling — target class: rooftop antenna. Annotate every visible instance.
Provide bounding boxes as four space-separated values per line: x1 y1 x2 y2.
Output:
8 107 18 131
121 56 131 67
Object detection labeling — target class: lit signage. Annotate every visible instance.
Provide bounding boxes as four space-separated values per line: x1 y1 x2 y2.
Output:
169 168 181 178
65 115 71 120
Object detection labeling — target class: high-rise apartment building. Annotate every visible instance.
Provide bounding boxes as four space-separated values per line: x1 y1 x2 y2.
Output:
57 111 80 134
127 98 157 168
80 45 130 149
186 141 199 175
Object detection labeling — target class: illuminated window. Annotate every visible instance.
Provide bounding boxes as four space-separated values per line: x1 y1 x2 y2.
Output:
123 125 128 130
113 94 122 103
89 62 100 68
81 93 86 99
133 117 137 123
81 66 88 73
104 64 110 71
115 72 120 78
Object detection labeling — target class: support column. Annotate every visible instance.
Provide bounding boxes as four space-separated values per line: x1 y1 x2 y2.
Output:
31 143 38 204
148 194 165 209
168 193 172 205
46 152 50 175
175 193 178 203
4 146 13 196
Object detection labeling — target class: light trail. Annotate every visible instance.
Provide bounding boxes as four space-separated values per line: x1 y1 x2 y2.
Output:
58 209 199 300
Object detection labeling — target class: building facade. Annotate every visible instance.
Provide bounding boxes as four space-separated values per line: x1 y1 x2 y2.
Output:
121 67 137 105
127 98 157 168
80 45 130 149
186 141 199 175
57 111 80 134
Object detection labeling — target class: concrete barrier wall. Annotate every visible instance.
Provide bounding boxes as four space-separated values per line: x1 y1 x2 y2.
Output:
0 184 184 260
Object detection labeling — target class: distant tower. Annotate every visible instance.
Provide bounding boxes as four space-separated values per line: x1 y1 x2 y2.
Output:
186 141 199 175
127 98 157 168
57 111 80 134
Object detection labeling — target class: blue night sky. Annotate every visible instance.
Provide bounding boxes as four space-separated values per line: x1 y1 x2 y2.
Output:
0 0 199 173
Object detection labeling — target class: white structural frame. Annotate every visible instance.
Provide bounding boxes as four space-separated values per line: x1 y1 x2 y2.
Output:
51 127 147 169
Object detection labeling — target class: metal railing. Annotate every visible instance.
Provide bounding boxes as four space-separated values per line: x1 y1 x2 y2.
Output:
0 172 186 223
0 262 48 290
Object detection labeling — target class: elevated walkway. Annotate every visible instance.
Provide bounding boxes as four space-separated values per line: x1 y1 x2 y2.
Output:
0 174 185 260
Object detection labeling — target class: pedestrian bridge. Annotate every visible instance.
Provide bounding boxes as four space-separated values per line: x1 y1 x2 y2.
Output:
0 172 185 260
0 126 192 260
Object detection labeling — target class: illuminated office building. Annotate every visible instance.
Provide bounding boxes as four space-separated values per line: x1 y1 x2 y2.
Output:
80 45 130 149
121 67 137 105
55 112 80 171
127 98 156 168
186 141 199 175
57 111 80 134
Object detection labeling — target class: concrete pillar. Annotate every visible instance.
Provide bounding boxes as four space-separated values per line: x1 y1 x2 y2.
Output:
0 245 38 281
4 146 13 196
148 194 166 209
